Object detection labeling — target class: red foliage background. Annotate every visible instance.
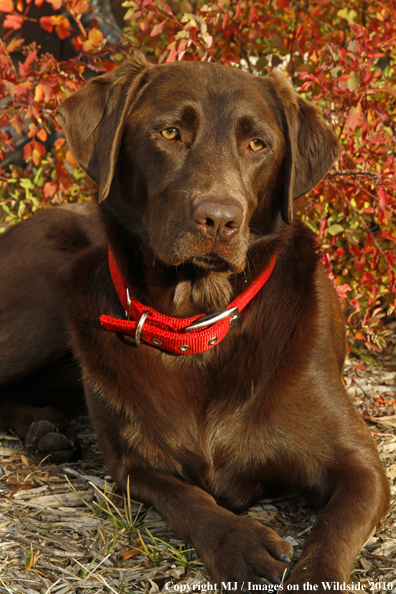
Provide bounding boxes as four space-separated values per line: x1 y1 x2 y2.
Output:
0 0 395 352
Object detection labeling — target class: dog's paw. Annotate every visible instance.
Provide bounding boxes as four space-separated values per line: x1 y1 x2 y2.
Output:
201 515 293 590
284 563 346 593
25 419 80 464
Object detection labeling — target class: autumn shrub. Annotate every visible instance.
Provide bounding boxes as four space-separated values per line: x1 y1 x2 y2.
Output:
0 0 395 352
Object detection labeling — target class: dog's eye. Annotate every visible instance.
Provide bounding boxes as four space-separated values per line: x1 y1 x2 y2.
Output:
249 139 265 151
161 128 179 140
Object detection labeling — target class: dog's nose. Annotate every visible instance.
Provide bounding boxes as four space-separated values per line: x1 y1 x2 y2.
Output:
194 200 243 241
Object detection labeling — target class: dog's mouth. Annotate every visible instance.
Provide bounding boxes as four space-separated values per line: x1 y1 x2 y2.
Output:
189 251 232 271
149 233 248 275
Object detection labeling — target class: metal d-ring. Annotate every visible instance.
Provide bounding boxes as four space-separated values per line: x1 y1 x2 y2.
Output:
135 311 149 347
185 306 239 332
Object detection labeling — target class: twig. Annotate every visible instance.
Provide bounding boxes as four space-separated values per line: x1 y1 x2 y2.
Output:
326 170 381 179
360 552 396 565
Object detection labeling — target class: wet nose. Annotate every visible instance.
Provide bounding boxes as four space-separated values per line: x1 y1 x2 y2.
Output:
194 200 243 241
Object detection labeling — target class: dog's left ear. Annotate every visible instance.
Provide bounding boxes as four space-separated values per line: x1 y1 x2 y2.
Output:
57 53 151 202
266 70 340 224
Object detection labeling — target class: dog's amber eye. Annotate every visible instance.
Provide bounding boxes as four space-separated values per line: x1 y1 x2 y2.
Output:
249 139 265 151
161 128 179 140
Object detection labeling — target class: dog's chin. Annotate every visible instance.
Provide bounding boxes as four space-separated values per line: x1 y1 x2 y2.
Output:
189 252 243 274
152 249 246 314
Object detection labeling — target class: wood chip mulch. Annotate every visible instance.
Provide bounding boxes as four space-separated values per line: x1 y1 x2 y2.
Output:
1 322 396 593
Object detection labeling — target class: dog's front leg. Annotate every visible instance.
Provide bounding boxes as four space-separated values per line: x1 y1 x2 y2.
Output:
112 466 293 589
286 464 390 590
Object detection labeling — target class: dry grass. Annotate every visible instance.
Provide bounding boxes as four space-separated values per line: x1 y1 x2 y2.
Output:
1 324 396 593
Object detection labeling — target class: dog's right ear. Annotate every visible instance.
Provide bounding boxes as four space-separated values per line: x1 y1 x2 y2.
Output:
57 53 150 202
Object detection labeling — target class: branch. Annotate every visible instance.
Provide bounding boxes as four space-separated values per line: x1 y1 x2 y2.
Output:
326 170 381 179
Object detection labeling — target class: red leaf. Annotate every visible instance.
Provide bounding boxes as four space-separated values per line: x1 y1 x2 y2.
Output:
45 0 62 9
234 4 243 18
72 35 83 51
32 141 46 156
333 247 345 260
156 0 173 15
150 20 167 36
81 27 103 50
56 24 71 39
66 150 77 167
72 0 89 14
166 42 178 63
3 13 24 29
379 231 396 244
276 0 289 7
222 11 230 29
298 33 306 54
139 17 150 31
39 15 54 32
377 186 388 209
362 271 374 287
354 259 364 274
43 181 58 198
300 81 314 92
23 142 32 161
371 249 379 270
0 0 14 12
249 5 259 22
310 5 321 17
222 53 240 64
335 284 351 301
19 48 37 75
345 104 364 131
36 128 47 142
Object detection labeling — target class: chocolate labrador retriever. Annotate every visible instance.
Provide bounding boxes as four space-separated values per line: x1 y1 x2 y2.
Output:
0 54 390 589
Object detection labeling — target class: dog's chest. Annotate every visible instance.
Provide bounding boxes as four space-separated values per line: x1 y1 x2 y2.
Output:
80 318 286 508
115 358 276 508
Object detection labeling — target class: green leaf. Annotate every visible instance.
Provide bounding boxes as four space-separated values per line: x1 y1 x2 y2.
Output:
20 178 34 190
18 202 26 218
337 8 357 23
304 219 319 234
347 72 360 91
327 224 344 236
176 30 189 39
33 168 43 185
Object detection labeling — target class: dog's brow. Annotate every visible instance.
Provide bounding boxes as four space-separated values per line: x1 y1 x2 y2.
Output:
150 105 200 127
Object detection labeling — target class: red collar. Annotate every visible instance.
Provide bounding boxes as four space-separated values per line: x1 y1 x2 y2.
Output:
100 248 277 355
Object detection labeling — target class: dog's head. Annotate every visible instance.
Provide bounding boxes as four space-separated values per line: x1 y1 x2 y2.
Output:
57 54 339 277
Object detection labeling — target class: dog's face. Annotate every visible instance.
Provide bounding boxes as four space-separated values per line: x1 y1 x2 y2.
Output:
121 63 290 274
57 55 339 277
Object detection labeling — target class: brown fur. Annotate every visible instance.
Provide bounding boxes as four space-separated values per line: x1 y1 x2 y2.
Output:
0 55 390 589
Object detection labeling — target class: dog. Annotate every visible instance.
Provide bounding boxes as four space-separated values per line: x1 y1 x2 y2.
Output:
0 54 390 589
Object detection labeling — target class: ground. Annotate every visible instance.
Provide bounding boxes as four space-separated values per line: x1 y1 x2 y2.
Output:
0 323 395 594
